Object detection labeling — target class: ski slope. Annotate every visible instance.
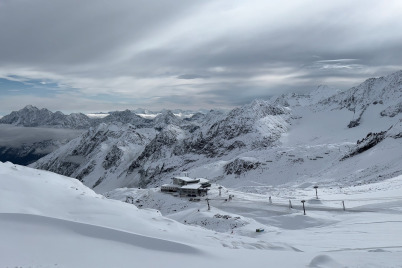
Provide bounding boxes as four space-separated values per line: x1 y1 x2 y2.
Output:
2 161 402 267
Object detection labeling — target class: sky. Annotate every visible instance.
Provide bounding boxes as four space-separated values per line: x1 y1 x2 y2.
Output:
0 0 402 115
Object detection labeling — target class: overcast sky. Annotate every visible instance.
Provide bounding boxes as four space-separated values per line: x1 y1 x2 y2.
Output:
0 0 401 115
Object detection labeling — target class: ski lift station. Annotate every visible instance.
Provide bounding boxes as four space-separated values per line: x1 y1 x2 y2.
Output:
161 176 211 197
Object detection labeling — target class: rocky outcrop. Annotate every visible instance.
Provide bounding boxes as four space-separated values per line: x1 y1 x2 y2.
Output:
225 158 261 175
341 130 388 160
381 102 402 118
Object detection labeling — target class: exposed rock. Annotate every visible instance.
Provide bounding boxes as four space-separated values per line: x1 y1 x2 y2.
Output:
225 158 261 175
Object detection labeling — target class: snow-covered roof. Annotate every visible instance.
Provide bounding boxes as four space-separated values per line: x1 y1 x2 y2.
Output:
161 184 180 188
198 178 209 183
180 184 202 189
173 176 199 183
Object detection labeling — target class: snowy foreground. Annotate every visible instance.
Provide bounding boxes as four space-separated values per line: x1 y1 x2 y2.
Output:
1 162 402 267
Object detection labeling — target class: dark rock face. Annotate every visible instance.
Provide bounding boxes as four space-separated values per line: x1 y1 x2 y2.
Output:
341 131 387 160
40 159 81 177
347 105 367 128
0 146 47 165
225 158 261 175
71 128 109 157
77 161 96 182
102 145 123 170
128 126 180 173
0 140 62 165
381 102 402 118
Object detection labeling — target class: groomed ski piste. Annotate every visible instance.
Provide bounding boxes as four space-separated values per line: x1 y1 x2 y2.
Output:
1 161 402 268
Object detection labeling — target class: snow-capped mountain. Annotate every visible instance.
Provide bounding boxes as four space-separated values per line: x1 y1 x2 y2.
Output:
0 105 93 129
32 100 290 192
127 100 289 188
33 123 157 191
133 108 202 119
29 70 402 194
99 109 153 128
153 110 183 130
318 70 402 127
271 85 339 108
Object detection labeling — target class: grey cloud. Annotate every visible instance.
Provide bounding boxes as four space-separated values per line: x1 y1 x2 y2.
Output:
0 0 207 67
177 74 209 80
0 0 401 111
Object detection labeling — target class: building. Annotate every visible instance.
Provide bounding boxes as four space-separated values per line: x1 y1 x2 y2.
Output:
173 176 200 186
160 184 180 193
179 183 209 197
161 176 210 197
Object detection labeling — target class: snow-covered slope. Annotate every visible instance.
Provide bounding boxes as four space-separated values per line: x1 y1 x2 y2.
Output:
2 161 402 267
0 162 286 267
32 123 157 192
318 70 402 127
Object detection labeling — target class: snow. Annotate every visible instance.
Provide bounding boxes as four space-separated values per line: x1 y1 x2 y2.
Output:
174 176 199 182
180 184 202 189
2 161 402 267
137 112 194 119
85 113 109 119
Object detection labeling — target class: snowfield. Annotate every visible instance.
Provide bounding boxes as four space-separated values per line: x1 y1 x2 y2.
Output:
1 161 402 267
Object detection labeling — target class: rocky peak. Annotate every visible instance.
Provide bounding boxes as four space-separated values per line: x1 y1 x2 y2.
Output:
153 110 182 130
207 100 288 139
101 110 152 128
320 70 402 111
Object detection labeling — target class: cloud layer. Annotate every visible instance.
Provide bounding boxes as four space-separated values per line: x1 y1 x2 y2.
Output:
0 0 401 113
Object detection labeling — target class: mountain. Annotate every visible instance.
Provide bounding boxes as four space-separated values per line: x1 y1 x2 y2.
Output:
271 85 339 108
31 71 402 194
318 70 402 127
99 109 153 128
0 105 93 129
32 100 291 191
153 110 183 130
32 123 157 192
0 105 208 129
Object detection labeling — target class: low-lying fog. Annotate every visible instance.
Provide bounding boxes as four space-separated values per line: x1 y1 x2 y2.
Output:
0 124 83 148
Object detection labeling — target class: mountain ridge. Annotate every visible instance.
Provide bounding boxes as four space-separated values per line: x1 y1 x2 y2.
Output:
20 70 402 193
